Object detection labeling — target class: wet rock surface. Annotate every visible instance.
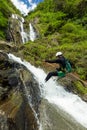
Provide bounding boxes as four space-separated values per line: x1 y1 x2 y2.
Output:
0 40 87 130
0 51 41 130
57 73 87 102
39 99 87 130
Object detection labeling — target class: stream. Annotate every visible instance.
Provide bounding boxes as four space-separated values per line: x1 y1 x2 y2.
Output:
8 53 87 130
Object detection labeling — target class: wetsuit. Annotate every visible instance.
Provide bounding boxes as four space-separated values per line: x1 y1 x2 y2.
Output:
45 56 66 82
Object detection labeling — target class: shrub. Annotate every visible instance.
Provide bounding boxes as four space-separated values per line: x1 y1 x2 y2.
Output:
61 23 78 33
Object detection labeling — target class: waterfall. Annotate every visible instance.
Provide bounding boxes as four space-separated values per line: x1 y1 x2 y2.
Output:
12 14 37 43
12 14 18 19
20 21 29 43
29 23 36 41
12 14 29 43
18 16 29 43
8 53 42 130
8 54 87 129
21 75 41 129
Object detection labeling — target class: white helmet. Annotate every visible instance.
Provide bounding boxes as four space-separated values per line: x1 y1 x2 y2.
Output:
56 52 62 57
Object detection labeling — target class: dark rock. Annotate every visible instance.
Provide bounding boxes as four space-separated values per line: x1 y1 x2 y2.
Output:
82 94 87 102
0 51 40 130
8 75 19 87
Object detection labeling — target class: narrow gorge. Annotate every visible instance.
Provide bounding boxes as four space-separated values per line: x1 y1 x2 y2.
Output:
0 0 87 130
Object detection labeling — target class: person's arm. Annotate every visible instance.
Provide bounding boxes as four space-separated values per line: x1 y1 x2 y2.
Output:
45 59 61 64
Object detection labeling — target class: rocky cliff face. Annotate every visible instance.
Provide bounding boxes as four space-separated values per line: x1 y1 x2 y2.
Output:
0 49 41 130
0 9 87 129
7 14 29 44
6 14 39 44
57 73 87 102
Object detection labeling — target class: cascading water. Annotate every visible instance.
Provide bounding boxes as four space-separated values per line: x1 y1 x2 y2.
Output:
12 14 37 43
20 20 29 43
21 76 41 129
12 14 18 19
29 23 36 42
12 14 29 43
8 53 42 130
8 54 87 129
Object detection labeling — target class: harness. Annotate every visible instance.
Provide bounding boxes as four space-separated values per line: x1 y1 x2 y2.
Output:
57 60 72 79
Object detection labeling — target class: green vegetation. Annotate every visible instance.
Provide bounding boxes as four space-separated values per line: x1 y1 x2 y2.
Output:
24 0 87 81
73 81 87 95
0 0 21 39
22 38 87 80
0 0 86 94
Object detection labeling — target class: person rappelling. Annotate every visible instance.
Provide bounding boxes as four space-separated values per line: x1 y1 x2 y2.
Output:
45 52 72 82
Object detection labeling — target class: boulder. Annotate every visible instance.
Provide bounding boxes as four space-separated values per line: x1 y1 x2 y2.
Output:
0 51 41 130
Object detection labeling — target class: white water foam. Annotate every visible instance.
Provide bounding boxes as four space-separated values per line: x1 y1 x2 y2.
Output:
20 21 29 43
29 23 36 41
12 14 29 43
8 54 87 128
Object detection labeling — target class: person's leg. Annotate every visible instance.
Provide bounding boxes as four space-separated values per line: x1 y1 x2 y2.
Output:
45 71 58 82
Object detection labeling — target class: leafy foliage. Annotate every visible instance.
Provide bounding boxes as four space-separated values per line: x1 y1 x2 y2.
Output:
35 0 55 12
0 0 20 39
0 0 87 82
73 81 87 95
25 0 87 81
